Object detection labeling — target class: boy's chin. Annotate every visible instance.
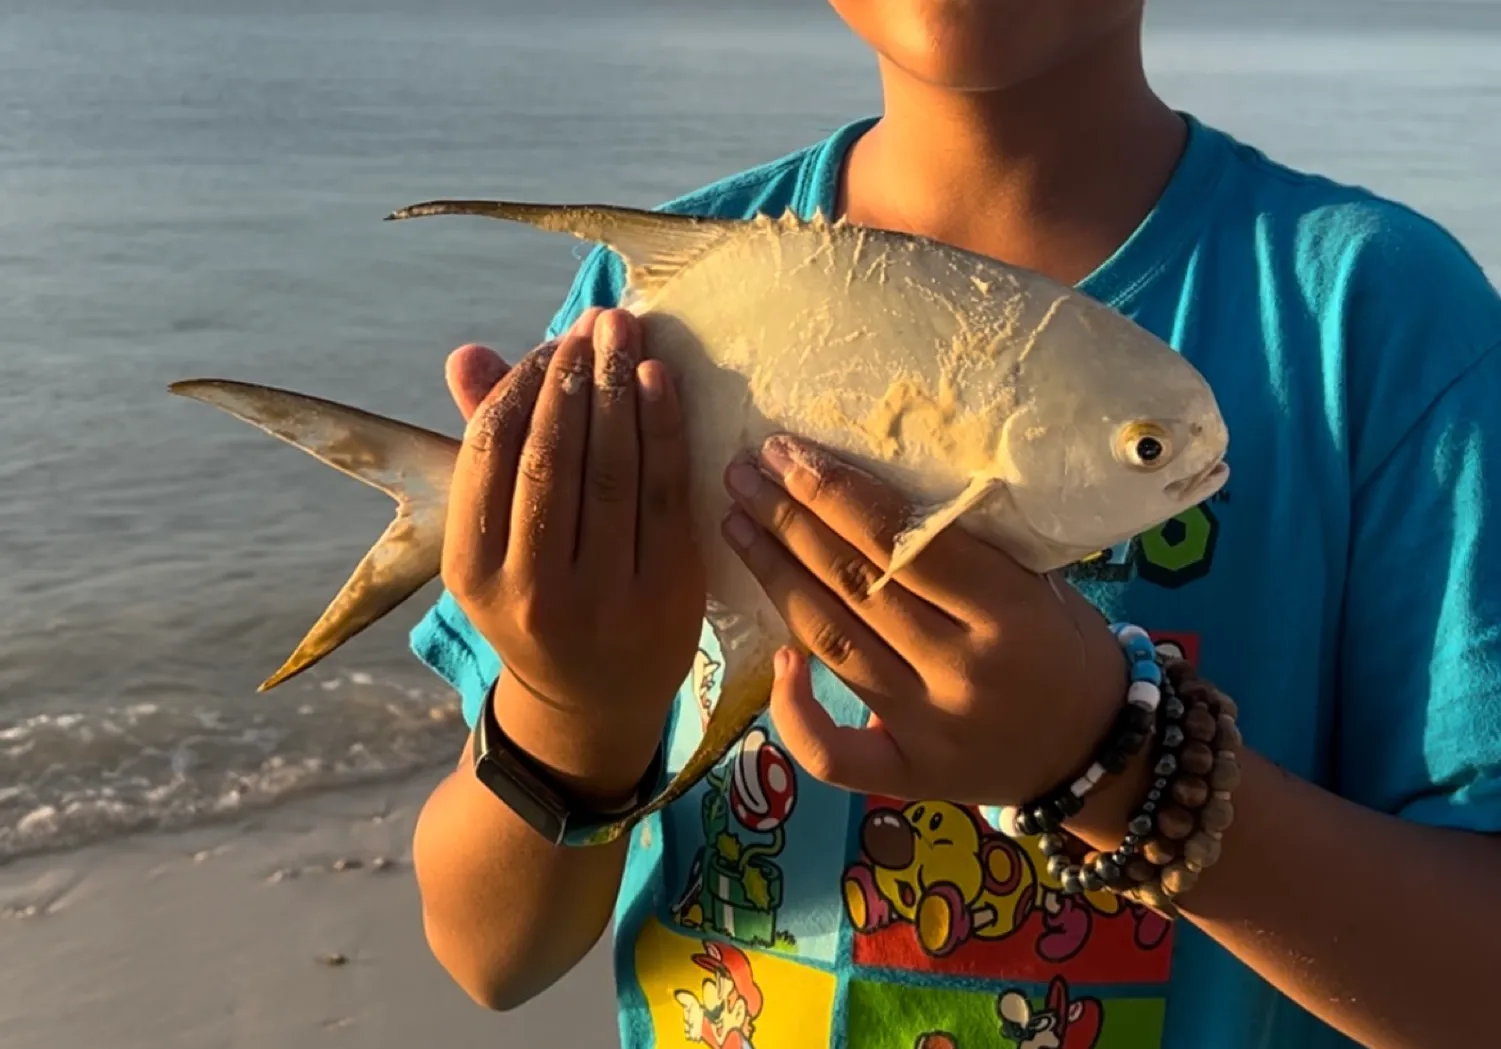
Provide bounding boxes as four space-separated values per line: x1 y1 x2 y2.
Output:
877 44 1056 94
832 0 1143 93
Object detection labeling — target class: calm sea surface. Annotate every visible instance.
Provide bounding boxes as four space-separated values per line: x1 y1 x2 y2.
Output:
2 0 1498 860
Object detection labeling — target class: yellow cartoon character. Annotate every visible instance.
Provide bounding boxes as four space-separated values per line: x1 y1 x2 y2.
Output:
842 801 1037 957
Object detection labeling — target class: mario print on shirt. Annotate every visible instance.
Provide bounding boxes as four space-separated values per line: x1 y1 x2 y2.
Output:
996 977 1105 1049
663 634 865 964
671 726 800 951
673 940 766 1049
909 977 1104 1049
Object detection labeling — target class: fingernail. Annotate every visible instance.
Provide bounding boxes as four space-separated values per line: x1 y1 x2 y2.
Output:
595 311 630 356
774 647 791 680
724 511 757 549
760 435 794 480
727 462 762 498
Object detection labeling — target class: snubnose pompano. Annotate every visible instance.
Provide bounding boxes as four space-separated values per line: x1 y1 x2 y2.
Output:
170 201 1229 845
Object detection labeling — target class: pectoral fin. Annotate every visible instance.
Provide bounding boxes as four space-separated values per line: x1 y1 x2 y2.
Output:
169 379 460 690
386 199 737 298
870 474 1006 594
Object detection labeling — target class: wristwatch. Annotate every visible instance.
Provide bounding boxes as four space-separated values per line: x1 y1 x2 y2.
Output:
471 678 665 847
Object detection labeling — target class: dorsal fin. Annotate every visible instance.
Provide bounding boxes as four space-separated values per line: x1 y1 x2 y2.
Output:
387 199 740 298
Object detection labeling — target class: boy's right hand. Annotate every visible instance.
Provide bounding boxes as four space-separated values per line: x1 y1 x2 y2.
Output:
440 308 707 802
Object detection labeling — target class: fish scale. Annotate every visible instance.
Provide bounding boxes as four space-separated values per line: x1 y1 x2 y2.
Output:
170 199 1229 844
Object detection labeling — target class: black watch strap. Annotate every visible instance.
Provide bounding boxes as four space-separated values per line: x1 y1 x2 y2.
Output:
471 678 665 847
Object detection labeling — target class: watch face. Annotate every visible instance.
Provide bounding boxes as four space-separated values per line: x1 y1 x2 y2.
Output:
472 682 665 848
476 747 568 846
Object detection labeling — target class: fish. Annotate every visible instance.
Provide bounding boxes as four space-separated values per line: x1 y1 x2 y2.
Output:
170 200 1229 845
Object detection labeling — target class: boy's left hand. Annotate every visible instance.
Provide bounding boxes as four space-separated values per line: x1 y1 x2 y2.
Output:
722 434 1128 807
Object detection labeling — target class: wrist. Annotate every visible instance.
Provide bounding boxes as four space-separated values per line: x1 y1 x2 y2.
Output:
1066 741 1154 851
487 672 667 808
1069 656 1244 912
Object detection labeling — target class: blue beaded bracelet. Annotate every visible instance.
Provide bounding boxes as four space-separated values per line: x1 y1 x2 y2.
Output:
981 623 1162 841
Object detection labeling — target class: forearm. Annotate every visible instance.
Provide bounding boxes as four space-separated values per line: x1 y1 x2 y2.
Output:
412 673 665 1011
1077 744 1501 1047
413 757 628 1010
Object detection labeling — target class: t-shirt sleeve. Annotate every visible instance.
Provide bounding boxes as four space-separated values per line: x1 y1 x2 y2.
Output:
1335 212 1501 829
409 246 627 729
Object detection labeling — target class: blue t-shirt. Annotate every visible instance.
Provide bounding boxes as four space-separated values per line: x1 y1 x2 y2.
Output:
411 114 1501 1049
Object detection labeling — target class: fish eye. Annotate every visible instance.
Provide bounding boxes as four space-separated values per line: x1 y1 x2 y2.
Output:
1115 422 1172 471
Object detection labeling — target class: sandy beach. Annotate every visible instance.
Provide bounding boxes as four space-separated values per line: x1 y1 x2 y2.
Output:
0 771 619 1049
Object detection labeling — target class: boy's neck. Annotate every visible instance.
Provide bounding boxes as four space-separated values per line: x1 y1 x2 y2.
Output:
838 22 1186 287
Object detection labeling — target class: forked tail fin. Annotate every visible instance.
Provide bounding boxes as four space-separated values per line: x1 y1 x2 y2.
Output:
169 379 460 691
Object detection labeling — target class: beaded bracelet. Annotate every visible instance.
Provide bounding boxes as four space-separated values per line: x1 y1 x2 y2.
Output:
1039 652 1187 897
984 623 1162 841
1118 663 1242 913
1026 652 1244 915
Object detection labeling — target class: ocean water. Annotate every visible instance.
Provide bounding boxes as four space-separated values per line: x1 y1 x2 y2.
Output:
2 0 1498 862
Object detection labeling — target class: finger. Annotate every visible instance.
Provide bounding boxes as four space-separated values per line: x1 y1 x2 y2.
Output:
723 508 921 706
445 343 510 422
576 310 642 580
724 454 961 656
635 357 694 577
758 434 1007 619
769 647 911 795
443 345 553 591
508 310 600 572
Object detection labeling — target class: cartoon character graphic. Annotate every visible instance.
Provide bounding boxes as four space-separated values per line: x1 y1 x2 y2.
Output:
673 940 764 1049
844 800 1171 962
997 977 1103 1049
903 978 1101 1049
672 728 798 950
842 801 1038 956
914 1034 959 1049
1015 834 1172 962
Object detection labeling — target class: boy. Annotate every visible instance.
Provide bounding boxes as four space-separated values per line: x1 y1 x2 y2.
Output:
409 2 1501 1047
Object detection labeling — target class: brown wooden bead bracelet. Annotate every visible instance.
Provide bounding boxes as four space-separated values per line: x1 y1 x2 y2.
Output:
1119 660 1242 916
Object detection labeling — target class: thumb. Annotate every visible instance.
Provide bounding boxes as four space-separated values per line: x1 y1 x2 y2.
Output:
445 343 509 421
767 646 908 795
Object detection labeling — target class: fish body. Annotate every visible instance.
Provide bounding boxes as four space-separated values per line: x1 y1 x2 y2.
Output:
171 201 1229 844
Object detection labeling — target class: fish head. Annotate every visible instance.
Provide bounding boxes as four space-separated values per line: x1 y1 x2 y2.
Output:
993 317 1229 559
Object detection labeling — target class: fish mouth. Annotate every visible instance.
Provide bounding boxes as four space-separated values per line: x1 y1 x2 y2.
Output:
1166 458 1229 501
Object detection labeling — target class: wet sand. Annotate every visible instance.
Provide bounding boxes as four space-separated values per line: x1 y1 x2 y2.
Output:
0 771 619 1049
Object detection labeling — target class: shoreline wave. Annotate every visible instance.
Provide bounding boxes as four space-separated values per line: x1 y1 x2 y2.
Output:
0 668 464 865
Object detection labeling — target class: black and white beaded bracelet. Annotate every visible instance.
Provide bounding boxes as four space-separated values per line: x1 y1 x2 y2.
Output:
981 623 1164 841
1044 670 1188 897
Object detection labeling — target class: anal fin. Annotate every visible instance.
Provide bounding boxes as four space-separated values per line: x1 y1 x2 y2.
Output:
570 658 776 847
